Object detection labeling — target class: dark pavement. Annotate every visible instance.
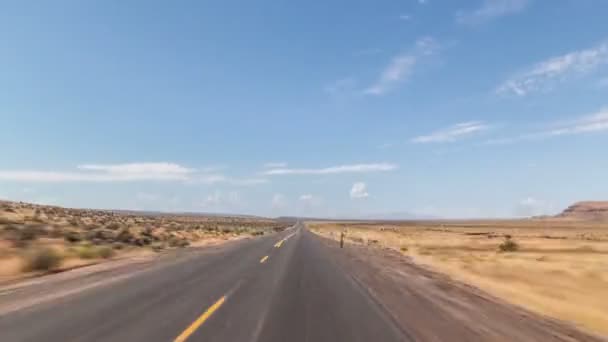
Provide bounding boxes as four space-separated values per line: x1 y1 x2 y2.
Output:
0 223 407 342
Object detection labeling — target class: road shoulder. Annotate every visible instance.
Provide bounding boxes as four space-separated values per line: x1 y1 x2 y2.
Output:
314 234 604 342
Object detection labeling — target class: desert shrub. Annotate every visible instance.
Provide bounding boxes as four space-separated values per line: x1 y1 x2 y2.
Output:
20 224 42 241
9 224 43 248
400 246 408 252
23 247 63 272
116 229 134 243
112 242 125 250
76 245 98 259
64 231 82 243
151 242 166 252
498 237 519 252
168 237 190 248
106 222 122 230
98 246 115 259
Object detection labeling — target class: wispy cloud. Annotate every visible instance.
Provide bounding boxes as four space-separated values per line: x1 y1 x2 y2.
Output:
546 108 608 136
262 163 398 176
516 197 555 217
350 182 369 199
412 121 489 143
486 107 608 144
498 41 608 96
271 193 287 209
199 191 242 210
263 162 288 168
399 14 412 21
0 162 268 186
364 37 439 96
457 0 530 25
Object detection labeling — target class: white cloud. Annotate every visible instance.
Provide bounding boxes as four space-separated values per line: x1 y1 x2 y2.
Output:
200 191 241 209
516 197 554 217
299 194 313 201
365 55 416 95
263 162 288 168
271 193 287 209
364 37 439 96
546 108 608 136
350 182 369 199
498 41 608 96
412 121 489 143
0 162 268 186
457 0 530 25
262 163 398 176
399 14 411 21
486 107 608 144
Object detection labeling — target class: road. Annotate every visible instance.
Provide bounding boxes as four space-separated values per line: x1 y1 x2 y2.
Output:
0 223 407 342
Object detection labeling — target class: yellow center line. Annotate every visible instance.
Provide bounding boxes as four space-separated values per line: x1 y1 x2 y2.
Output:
174 296 226 342
274 240 284 248
260 255 269 263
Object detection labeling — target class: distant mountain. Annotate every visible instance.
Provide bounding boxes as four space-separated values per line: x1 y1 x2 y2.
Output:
557 201 608 221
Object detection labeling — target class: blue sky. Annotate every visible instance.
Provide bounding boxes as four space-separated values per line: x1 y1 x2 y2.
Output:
1 0 608 218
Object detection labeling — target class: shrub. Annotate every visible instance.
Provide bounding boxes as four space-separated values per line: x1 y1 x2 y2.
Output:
23 247 63 272
400 246 408 252
64 231 82 243
168 237 190 248
112 242 125 250
98 246 115 259
77 245 98 259
498 237 519 252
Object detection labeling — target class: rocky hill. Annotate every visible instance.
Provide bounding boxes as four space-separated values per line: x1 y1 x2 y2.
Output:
558 201 608 221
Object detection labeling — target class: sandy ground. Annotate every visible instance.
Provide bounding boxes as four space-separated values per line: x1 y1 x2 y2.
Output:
310 221 608 337
317 234 604 341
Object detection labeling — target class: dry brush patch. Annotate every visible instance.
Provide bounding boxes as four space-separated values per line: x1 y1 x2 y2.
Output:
0 200 290 280
309 220 608 337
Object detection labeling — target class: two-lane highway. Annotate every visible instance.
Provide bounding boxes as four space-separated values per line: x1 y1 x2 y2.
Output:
0 223 407 342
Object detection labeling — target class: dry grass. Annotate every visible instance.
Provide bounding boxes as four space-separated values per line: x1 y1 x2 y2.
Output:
0 200 291 281
309 220 608 337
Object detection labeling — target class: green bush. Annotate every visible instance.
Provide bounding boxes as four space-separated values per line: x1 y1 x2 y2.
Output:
23 247 63 272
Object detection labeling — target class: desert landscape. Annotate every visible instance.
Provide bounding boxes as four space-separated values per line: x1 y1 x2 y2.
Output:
309 201 608 337
0 200 290 282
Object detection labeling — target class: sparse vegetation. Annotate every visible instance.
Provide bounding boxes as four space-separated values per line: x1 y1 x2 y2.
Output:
498 237 519 252
309 220 608 337
0 200 290 281
22 247 63 272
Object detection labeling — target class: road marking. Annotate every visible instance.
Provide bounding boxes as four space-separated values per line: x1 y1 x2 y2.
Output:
260 255 269 263
274 232 296 248
174 296 226 342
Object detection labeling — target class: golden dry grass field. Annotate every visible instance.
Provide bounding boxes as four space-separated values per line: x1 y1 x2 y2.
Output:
309 220 608 336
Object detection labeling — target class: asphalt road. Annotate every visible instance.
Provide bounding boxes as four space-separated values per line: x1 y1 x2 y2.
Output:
0 223 407 342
